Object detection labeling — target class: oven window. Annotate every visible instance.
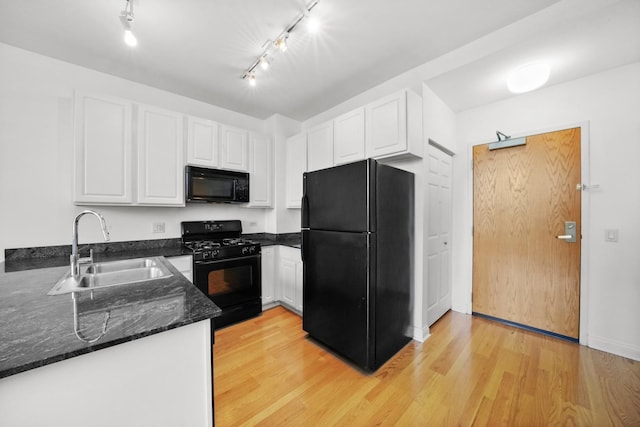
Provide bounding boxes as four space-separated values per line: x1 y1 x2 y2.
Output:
208 265 252 296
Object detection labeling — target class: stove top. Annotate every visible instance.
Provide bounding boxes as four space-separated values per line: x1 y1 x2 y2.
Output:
181 220 261 262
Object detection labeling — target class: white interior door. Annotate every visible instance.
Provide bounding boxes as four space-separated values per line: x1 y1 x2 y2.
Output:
426 144 453 326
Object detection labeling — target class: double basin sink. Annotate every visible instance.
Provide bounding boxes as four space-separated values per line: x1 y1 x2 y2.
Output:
48 257 173 296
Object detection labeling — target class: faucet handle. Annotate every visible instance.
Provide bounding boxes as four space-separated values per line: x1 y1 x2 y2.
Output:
78 249 94 266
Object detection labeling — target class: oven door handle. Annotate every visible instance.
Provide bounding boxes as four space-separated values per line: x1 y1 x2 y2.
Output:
195 254 260 266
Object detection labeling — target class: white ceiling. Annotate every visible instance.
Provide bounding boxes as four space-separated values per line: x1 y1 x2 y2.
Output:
0 0 638 121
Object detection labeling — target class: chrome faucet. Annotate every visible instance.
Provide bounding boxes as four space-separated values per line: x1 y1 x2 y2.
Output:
71 210 110 277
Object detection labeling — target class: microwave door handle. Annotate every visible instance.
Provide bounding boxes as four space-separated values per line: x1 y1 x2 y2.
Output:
233 179 237 197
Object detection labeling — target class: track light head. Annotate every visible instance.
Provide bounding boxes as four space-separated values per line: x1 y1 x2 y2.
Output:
119 0 137 47
259 57 270 71
274 35 288 52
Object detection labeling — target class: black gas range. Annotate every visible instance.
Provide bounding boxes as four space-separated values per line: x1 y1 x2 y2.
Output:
181 220 262 328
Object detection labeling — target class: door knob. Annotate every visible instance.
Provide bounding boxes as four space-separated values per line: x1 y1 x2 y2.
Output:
557 221 577 243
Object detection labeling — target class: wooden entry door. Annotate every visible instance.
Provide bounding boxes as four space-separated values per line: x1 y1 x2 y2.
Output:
472 127 581 339
426 144 453 326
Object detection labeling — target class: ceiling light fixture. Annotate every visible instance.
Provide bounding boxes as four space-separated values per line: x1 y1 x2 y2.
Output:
507 61 550 94
119 0 137 47
242 0 320 86
259 56 270 70
247 73 257 87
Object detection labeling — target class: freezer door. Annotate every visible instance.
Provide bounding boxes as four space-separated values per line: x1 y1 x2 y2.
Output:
302 229 373 369
302 159 376 232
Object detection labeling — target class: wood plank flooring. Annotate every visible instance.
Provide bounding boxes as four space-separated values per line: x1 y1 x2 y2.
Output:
214 306 640 426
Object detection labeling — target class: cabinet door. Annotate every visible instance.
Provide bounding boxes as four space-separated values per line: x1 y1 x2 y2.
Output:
74 93 133 204
333 108 365 165
280 256 297 308
307 121 334 172
220 125 249 171
285 132 308 208
187 116 219 168
261 247 276 306
137 105 185 205
295 258 304 313
365 91 407 158
248 133 273 207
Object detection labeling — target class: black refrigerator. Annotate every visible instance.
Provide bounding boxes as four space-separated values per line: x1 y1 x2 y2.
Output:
301 159 414 372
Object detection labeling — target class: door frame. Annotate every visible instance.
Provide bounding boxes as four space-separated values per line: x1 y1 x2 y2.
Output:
468 121 591 345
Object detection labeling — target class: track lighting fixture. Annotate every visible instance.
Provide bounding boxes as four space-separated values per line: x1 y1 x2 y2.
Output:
119 0 137 47
242 0 320 86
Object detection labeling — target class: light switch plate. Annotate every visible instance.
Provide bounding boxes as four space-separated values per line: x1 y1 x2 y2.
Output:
605 229 618 242
152 222 166 233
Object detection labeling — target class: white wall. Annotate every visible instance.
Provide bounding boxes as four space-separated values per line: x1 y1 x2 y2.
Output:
452 62 640 361
0 43 270 260
264 114 302 234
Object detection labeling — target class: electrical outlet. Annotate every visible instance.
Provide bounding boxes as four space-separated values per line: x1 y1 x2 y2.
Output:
248 221 257 227
152 222 165 233
605 229 618 242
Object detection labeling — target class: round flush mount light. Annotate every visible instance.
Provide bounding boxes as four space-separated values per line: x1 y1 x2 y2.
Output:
507 62 550 94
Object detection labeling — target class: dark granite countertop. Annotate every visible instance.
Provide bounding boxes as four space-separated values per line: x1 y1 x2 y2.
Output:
0 233 300 380
245 232 301 249
0 257 220 379
2 238 186 273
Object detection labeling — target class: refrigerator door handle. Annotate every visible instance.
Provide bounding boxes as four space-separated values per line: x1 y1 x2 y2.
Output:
301 194 310 229
301 231 306 262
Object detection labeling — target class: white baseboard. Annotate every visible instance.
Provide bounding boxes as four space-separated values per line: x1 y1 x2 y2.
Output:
412 325 431 342
588 334 640 362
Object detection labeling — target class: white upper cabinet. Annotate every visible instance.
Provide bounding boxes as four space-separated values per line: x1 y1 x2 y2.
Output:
365 90 423 160
333 107 365 165
307 121 334 172
220 124 249 172
248 132 273 208
74 93 133 205
285 132 307 208
136 104 185 206
186 116 219 168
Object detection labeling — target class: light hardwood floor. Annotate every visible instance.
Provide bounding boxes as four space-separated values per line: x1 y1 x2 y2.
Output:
214 306 640 426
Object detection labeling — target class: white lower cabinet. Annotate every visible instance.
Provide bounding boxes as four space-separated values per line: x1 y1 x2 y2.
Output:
278 246 303 314
167 255 193 283
261 246 276 306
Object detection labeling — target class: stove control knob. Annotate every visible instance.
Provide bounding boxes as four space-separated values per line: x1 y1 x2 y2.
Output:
249 246 256 254
212 250 219 258
202 252 210 260
242 247 249 255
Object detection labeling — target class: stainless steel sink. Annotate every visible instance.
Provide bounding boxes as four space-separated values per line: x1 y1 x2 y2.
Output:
48 257 173 296
85 258 160 274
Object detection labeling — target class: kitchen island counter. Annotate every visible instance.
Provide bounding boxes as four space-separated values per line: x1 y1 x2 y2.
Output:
0 257 220 379
0 256 220 427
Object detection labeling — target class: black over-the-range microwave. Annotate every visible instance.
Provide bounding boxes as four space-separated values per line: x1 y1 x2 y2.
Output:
185 165 249 203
